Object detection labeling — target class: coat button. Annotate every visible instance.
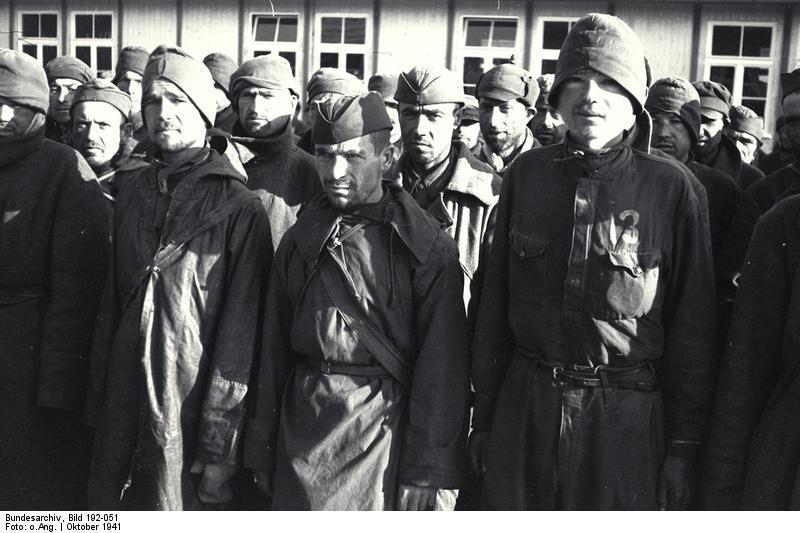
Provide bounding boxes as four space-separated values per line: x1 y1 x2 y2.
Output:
519 250 526 258
633 266 643 276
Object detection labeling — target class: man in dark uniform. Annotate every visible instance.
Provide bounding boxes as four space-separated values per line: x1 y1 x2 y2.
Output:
453 94 482 157
726 105 763 165
296 68 363 155
368 72 403 179
203 52 238 132
44 55 95 143
529 73 568 146
112 46 148 141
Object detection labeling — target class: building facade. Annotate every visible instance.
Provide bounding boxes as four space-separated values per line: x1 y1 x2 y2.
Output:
2 0 797 137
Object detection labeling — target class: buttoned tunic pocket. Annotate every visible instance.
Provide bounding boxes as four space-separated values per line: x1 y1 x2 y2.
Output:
509 227 551 304
589 250 662 319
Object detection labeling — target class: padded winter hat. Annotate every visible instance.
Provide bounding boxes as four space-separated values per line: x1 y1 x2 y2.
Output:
312 91 392 145
645 77 701 145
44 55 95 84
306 68 363 101
549 13 648 114
729 105 764 142
143 45 216 127
203 52 238 97
71 78 133 119
692 80 731 119
113 46 148 83
368 73 399 105
395 64 465 106
0 48 49 114
230 55 300 107
781 68 800 102
476 63 538 108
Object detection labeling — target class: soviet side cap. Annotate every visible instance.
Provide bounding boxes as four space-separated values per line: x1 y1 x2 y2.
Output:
312 91 392 145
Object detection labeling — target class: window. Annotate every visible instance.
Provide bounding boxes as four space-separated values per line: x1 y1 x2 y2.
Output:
251 14 300 75
461 18 520 95
705 23 776 120
18 12 60 66
316 15 369 79
538 18 578 75
72 13 114 72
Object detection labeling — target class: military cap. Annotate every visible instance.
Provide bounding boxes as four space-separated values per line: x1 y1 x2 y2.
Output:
203 52 238 97
113 46 149 83
729 105 764 142
44 55 95 84
0 48 49 114
462 94 479 124
394 64 465 106
692 80 732 119
476 63 538 108
781 68 800 102
230 55 300 102
368 73 398 105
645 77 701 145
306 68 363 101
312 91 392 145
70 78 133 119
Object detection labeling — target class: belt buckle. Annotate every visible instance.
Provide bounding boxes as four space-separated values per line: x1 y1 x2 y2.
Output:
321 359 333 374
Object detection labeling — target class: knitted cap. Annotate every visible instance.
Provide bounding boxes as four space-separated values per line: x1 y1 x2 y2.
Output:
549 13 647 114
0 48 49 114
230 55 299 101
306 68 363 101
44 55 95 84
781 68 800 102
203 52 238 97
113 46 148 83
729 105 764 142
692 80 731 118
395 64 465 106
462 94 479 124
535 73 554 108
645 77 701 145
368 73 398 105
312 91 392 145
476 63 538 108
143 45 216 127
71 78 132 119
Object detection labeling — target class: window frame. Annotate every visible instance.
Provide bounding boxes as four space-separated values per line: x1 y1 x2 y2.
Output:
70 10 115 73
17 11 61 66
314 13 371 80
249 12 301 73
535 16 579 76
459 16 522 95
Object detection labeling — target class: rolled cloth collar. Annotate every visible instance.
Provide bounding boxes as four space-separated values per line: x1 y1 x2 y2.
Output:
306 68 363 101
692 80 731 118
0 48 49 114
71 78 133 119
312 91 392 145
781 68 800 102
729 105 764 141
230 55 300 100
113 46 149 83
645 77 701 145
394 64 465 106
476 63 538 108
44 56 95 84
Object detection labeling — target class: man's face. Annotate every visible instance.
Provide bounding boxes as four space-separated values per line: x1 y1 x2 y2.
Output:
71 101 127 170
530 104 567 146
48 78 82 124
142 78 207 153
728 129 759 164
782 93 800 160
115 71 143 111
0 97 40 138
479 97 532 154
697 111 726 153
398 102 460 168
315 133 389 210
237 86 297 137
556 69 635 149
453 120 480 149
650 112 692 163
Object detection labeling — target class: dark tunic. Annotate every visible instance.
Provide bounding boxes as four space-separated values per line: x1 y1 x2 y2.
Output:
686 159 741 262
703 195 800 509
85 147 272 510
695 133 765 190
0 130 109 509
244 184 470 510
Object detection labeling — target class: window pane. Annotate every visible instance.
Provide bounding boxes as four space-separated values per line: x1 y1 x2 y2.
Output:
254 16 277 42
278 51 297 75
543 21 569 50
492 21 517 47
344 17 366 44
743 67 769 98
22 44 37 58
541 59 558 74
75 46 92 66
41 14 58 37
709 65 735 95
742 26 772 57
463 85 476 96
465 20 491 47
254 50 270 57
741 99 765 118
277 17 298 42
321 17 342 44
22 14 39 37
320 52 338 68
97 46 112 71
75 15 93 38
345 53 364 79
711 25 741 56
463 57 484 86
43 45 58 65
95 15 112 39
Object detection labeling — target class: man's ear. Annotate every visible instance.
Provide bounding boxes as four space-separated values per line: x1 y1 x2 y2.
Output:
453 105 464 130
526 105 536 120
380 141 396 174
121 121 134 142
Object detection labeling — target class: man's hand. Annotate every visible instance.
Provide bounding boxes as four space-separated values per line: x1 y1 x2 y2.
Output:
657 455 693 510
397 485 437 511
252 468 273 497
467 430 490 476
190 460 236 504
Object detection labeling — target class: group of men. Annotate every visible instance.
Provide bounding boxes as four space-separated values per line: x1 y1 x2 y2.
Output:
2 11 800 512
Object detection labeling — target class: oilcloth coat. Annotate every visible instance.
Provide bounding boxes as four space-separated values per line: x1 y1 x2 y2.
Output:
703 195 800 509
243 184 470 510
85 146 273 510
0 129 109 509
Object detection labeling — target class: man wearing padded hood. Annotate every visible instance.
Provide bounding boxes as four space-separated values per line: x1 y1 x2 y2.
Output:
0 48 109 509
395 64 501 313
227 54 321 249
243 92 470 510
113 46 148 141
85 45 272 510
469 14 716 510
